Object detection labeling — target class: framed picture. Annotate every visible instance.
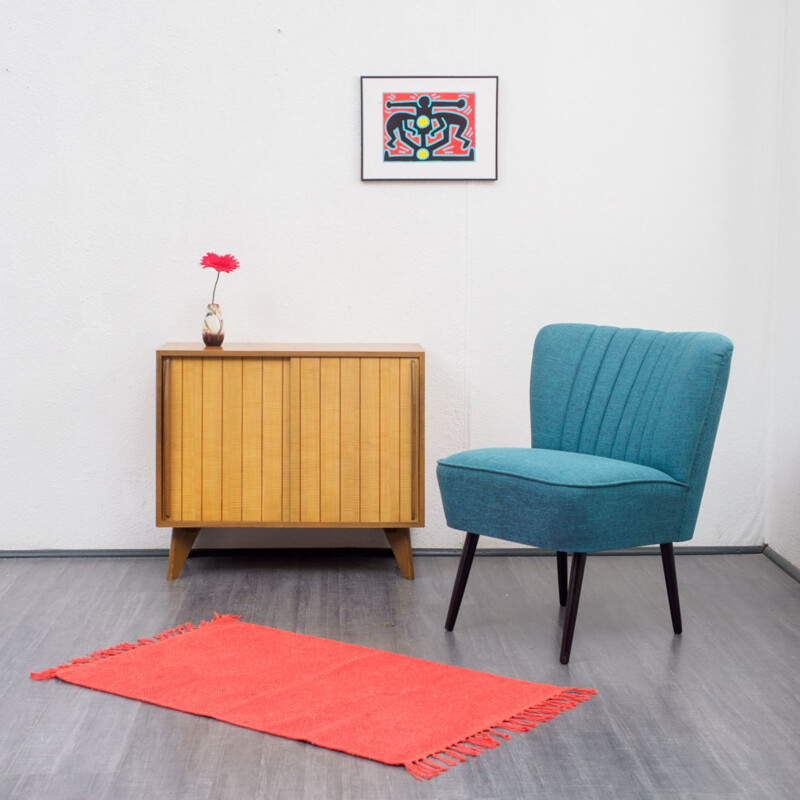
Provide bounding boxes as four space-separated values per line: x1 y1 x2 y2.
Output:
361 75 498 181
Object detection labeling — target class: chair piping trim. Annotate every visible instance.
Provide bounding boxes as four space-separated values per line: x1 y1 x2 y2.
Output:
437 462 688 490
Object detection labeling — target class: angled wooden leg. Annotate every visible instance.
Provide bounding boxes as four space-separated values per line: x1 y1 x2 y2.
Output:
167 528 200 581
557 551 568 607
560 552 587 664
445 532 480 631
384 528 414 579
660 542 683 634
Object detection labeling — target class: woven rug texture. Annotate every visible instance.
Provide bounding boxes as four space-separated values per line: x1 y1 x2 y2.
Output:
31 614 595 780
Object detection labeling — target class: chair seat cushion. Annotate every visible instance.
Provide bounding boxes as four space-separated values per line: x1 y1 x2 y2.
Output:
437 448 689 552
438 448 686 489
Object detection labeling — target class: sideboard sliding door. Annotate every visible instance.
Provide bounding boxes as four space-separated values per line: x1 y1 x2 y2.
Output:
161 356 291 525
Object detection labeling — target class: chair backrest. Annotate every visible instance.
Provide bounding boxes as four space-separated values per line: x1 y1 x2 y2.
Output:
530 324 733 540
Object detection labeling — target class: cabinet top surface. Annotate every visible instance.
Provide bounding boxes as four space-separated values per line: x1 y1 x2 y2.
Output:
158 343 424 357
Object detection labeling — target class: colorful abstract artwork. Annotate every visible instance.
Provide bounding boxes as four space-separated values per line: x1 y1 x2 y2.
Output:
382 92 476 162
361 76 498 180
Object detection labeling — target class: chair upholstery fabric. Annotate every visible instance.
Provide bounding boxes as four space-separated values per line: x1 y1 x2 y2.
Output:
437 447 686 552
437 324 733 553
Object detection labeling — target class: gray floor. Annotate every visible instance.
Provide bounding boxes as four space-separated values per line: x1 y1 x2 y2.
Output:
1 551 799 800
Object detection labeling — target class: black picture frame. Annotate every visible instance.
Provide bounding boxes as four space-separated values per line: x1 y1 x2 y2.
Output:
361 76 498 181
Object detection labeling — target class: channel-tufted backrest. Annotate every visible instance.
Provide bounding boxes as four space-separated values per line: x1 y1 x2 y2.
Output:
530 324 732 539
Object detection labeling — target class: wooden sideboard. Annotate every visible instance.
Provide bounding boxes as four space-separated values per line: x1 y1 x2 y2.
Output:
156 344 424 580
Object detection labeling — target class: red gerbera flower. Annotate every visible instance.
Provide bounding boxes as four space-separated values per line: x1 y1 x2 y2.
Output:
200 252 240 274
201 252 240 305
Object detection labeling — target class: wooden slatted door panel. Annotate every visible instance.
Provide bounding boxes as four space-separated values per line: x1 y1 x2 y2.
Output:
320 358 341 522
399 358 415 521
163 354 420 526
379 359 401 521
201 358 223 520
162 357 290 523
291 357 419 525
180 358 204 521
339 358 361 522
241 359 264 520
221 358 243 521
299 357 321 522
359 358 381 521
164 357 183 521
262 359 289 521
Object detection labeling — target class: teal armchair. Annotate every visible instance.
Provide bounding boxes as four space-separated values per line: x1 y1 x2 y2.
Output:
437 324 733 663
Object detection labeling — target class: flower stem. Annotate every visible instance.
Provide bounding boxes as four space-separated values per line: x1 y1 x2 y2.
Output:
211 270 221 305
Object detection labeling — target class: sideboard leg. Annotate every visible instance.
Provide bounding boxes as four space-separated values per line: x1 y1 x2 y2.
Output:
384 528 414 580
167 528 200 580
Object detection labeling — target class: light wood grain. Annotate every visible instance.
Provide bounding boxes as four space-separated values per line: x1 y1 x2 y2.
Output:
281 359 292 520
241 359 263 520
159 342 424 357
359 358 381 521
180 359 203 520
299 357 321 522
399 359 413 522
289 357 301 522
384 528 414 579
156 355 165 522
166 527 200 580
221 359 243 521
320 359 341 522
415 355 425 525
339 358 361 522
167 358 183 521
200 359 223 521
380 359 400 521
262 359 285 521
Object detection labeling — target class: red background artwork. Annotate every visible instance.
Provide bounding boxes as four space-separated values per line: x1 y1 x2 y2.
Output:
382 92 476 158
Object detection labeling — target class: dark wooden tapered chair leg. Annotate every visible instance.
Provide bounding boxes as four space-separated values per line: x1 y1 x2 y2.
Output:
556 551 568 607
560 552 587 664
445 533 480 631
660 542 683 634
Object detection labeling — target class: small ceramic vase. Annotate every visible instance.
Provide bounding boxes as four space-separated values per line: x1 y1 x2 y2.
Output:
202 303 224 346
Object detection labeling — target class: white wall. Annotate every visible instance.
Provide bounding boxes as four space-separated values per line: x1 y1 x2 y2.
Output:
0 1 787 553
769 0 800 569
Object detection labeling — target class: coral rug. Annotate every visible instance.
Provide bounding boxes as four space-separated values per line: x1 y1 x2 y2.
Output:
31 614 595 780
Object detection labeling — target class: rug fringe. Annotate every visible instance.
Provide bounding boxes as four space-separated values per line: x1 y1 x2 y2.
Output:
404 686 596 781
30 612 240 681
